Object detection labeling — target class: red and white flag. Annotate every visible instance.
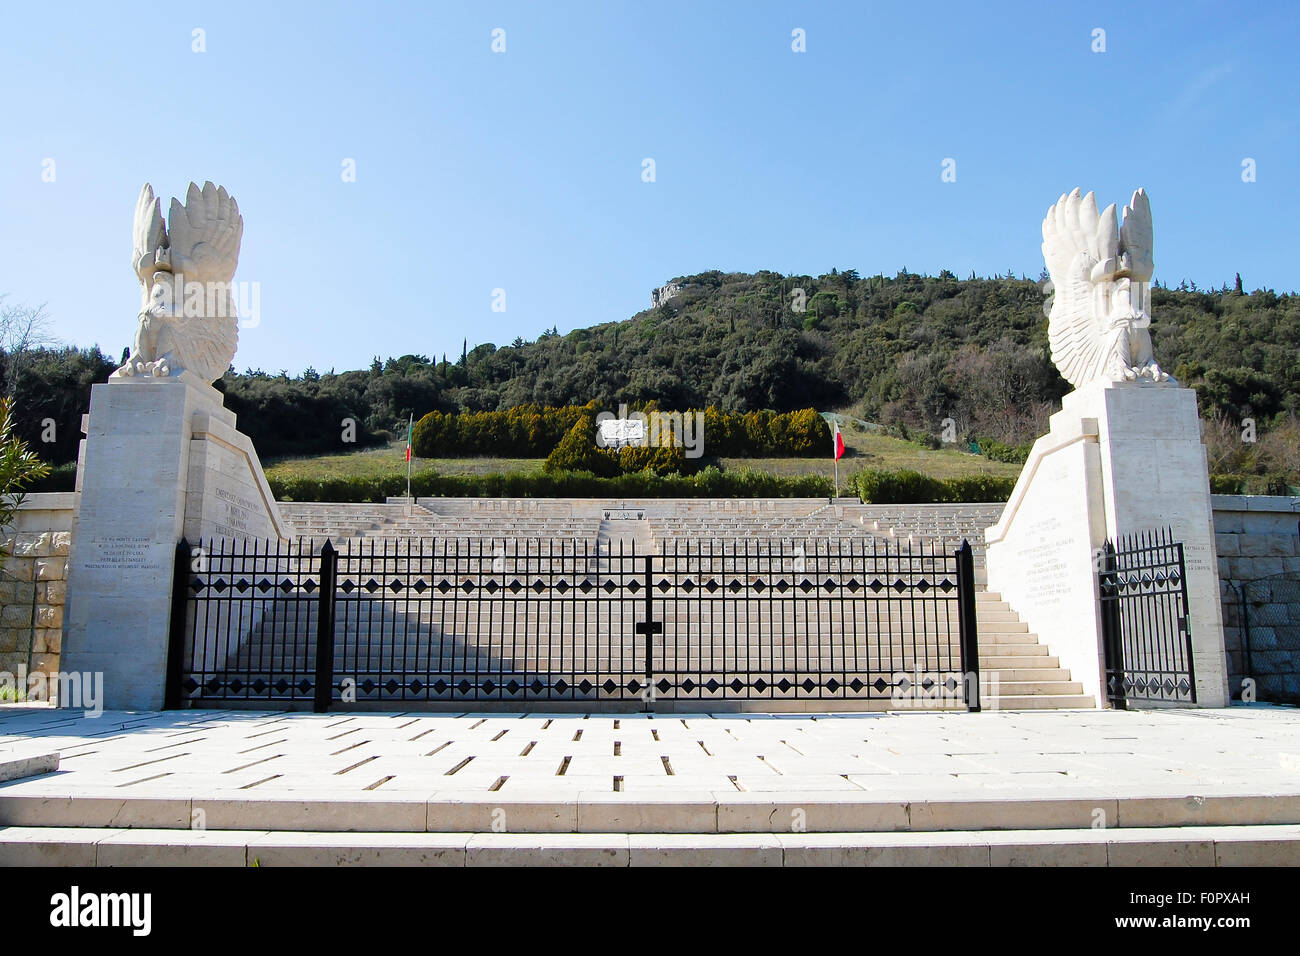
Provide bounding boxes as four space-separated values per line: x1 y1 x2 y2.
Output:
833 421 845 461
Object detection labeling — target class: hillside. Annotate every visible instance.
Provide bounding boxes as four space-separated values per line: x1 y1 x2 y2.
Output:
5 270 1299 476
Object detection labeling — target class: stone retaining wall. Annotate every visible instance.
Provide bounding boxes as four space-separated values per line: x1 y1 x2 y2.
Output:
0 493 77 696
1211 494 1300 704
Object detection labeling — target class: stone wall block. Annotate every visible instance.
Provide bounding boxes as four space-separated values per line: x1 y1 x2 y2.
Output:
33 628 61 654
45 579 67 604
1215 534 1239 556
0 604 32 627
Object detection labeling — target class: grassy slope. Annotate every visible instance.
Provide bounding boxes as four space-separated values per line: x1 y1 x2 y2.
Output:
262 429 1023 484
717 428 1021 480
264 442 544 480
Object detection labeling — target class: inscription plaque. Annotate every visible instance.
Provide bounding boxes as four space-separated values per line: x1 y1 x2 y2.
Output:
83 534 162 572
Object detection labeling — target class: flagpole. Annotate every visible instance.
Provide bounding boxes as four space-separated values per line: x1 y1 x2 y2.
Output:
406 413 413 512
832 419 839 498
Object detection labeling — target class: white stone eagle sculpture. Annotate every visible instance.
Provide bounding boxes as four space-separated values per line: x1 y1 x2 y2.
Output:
112 181 243 384
1042 187 1172 388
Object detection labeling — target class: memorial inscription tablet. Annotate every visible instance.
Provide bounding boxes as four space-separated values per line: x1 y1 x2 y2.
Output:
213 485 257 537
82 534 162 572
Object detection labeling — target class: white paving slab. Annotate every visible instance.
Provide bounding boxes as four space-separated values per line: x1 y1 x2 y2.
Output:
1 704 1298 834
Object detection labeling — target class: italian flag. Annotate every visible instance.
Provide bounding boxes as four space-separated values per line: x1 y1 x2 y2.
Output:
405 414 413 462
832 421 845 460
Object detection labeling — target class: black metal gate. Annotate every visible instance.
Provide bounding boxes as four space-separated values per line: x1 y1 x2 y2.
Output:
165 535 981 712
1099 528 1195 707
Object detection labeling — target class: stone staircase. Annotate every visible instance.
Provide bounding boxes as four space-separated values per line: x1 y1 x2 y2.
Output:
596 504 655 555
976 592 1093 709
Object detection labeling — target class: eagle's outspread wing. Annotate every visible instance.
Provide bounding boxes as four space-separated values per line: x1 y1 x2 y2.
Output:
167 181 243 382
1119 188 1153 280
131 183 166 305
1043 188 1111 389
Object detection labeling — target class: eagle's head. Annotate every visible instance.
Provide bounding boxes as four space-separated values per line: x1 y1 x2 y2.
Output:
140 264 180 327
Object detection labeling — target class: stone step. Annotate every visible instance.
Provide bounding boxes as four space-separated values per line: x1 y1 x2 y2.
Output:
2 824 1296 866
5 789 1298 835
978 667 1072 681
980 680 1084 696
985 694 1096 710
967 609 1022 622
978 643 1050 656
977 629 1037 641
981 655 1059 669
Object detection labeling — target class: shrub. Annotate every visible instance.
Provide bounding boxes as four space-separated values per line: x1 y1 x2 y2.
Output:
414 402 830 461
544 414 620 476
617 443 686 475
1210 474 1246 494
853 469 945 503
27 461 76 493
1210 473 1297 495
267 465 1027 504
0 398 52 574
942 474 1018 502
412 403 583 458
977 437 1032 464
268 466 835 502
852 468 1016 504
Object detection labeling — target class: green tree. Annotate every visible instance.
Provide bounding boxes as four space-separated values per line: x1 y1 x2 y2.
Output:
0 398 51 574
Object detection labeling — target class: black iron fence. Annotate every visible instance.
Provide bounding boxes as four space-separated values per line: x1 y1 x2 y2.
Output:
166 535 980 711
1099 528 1195 707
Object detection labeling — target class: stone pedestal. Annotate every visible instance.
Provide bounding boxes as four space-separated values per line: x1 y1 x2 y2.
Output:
986 380 1229 708
61 374 288 710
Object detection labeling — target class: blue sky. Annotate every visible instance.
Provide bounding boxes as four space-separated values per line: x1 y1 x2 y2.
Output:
1 1 1295 375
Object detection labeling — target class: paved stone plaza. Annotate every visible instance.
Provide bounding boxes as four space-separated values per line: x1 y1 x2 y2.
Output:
3 704 1300 865
0 705 1293 796
1 704 1297 814
2 704 1299 865
5 704 1300 800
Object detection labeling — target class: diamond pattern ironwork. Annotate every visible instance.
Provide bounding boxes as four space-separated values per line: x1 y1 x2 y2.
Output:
172 534 985 710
